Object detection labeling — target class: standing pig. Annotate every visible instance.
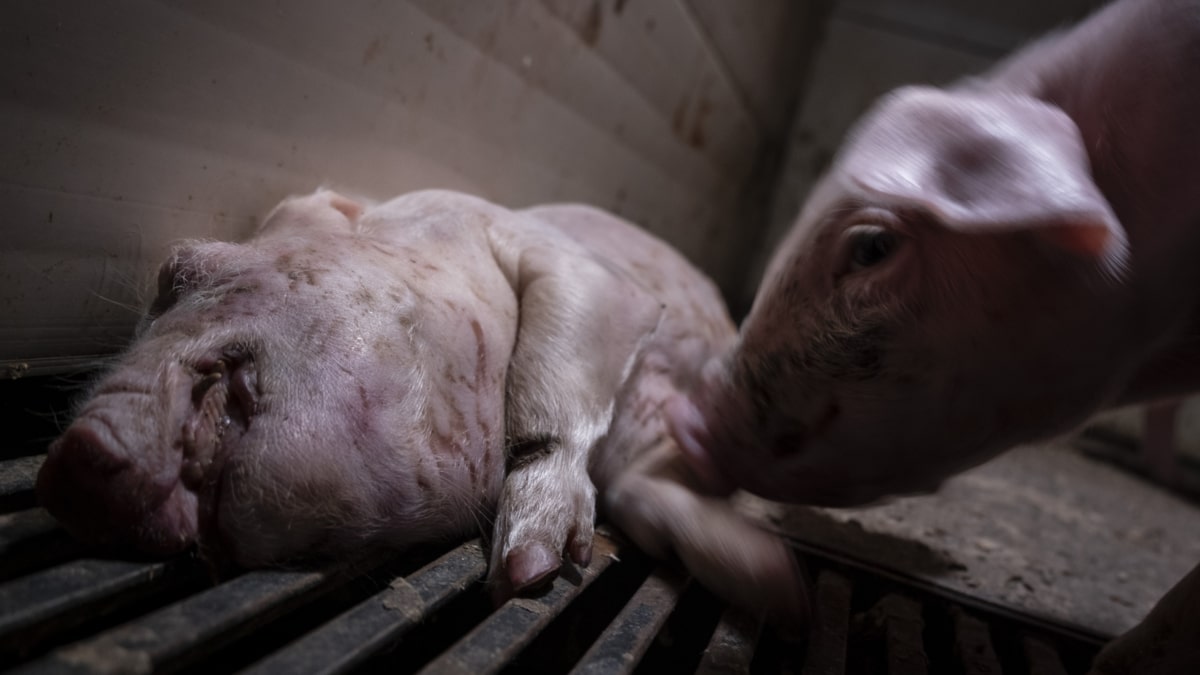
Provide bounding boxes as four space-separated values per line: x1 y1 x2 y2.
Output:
669 0 1200 508
665 0 1199 670
36 188 806 626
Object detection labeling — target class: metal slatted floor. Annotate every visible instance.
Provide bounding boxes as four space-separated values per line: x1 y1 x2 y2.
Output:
0 457 1107 674
1 377 1107 674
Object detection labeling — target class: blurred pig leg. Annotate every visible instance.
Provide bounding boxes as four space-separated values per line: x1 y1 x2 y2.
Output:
492 246 662 593
603 442 810 633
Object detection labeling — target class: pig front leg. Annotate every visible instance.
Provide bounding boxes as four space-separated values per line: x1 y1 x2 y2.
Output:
603 441 810 632
492 244 663 594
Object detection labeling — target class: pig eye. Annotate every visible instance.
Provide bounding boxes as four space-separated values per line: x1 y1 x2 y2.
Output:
846 224 899 271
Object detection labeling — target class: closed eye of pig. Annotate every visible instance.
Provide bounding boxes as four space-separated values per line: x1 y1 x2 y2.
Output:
37 188 809 629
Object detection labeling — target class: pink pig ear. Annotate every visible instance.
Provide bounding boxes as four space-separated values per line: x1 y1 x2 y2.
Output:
257 189 364 239
326 192 364 222
839 86 1127 271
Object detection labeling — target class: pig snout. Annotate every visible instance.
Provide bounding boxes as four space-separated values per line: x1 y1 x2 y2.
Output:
37 346 259 556
665 355 811 502
667 393 817 504
664 353 782 499
666 356 907 507
38 422 198 555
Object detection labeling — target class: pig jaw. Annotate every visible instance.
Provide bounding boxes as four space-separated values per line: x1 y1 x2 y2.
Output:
674 316 1107 507
668 372 897 507
669 351 975 506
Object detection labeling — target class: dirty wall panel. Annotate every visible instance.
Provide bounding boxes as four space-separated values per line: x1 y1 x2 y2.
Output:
537 0 762 179
1 0 792 374
684 0 830 136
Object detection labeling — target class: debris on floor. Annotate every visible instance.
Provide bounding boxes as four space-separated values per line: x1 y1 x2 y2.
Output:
740 440 1200 639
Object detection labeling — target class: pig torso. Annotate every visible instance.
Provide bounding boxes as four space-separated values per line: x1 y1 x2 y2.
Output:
37 189 805 624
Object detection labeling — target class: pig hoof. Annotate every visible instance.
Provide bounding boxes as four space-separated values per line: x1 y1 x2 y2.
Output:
505 542 561 592
491 449 597 595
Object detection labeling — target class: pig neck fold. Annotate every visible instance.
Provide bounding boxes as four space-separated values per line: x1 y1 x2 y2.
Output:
984 0 1200 401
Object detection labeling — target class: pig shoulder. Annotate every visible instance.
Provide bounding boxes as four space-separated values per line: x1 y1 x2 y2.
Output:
518 203 734 357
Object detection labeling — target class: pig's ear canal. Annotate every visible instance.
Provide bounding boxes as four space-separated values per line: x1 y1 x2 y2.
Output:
841 86 1128 272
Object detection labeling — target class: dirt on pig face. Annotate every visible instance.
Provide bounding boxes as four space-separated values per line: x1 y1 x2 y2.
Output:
37 199 516 567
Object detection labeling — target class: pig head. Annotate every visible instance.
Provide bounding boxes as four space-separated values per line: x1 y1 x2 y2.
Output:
36 190 517 566
37 188 806 625
669 0 1200 506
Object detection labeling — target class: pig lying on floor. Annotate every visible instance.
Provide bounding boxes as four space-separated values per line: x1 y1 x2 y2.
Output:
665 0 1199 671
36 188 806 626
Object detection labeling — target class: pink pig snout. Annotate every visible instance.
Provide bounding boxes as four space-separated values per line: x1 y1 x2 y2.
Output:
667 393 808 502
36 346 255 558
38 419 199 555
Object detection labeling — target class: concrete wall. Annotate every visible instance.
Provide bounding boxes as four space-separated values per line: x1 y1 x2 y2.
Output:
0 0 822 376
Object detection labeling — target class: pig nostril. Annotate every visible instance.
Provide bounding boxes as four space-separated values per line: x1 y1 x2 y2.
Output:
40 423 198 556
37 422 134 534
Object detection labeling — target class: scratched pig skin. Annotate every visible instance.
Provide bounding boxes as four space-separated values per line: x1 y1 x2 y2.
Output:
36 189 807 626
